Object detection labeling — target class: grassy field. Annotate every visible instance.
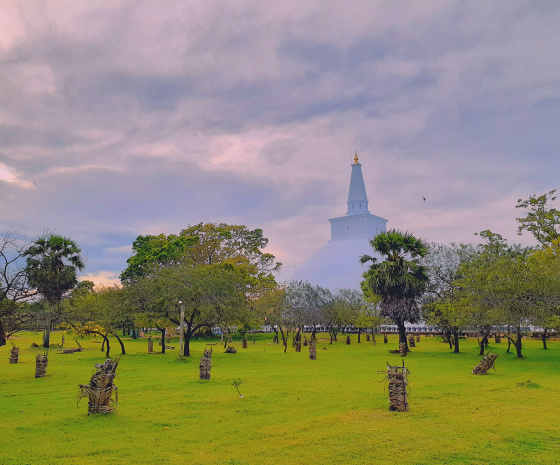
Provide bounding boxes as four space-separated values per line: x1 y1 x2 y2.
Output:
1 331 559 465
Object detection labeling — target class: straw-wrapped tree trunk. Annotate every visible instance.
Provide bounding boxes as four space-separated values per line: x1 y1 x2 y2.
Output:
78 359 119 414
199 348 212 380
9 346 19 363
309 339 317 360
472 352 498 375
380 362 410 412
35 353 48 378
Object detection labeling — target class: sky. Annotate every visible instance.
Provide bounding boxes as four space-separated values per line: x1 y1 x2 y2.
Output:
1 0 559 285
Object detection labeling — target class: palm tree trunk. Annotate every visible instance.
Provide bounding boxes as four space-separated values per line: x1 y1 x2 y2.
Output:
396 320 408 351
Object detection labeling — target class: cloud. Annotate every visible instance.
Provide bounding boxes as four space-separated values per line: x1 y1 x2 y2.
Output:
0 0 559 284
79 271 121 288
0 162 34 189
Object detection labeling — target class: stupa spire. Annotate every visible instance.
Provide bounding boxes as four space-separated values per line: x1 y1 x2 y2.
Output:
347 152 369 216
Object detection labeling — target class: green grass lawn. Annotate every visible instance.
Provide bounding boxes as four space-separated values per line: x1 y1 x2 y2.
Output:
1 332 559 465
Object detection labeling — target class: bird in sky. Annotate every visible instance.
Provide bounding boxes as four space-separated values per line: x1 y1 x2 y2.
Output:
422 196 426 202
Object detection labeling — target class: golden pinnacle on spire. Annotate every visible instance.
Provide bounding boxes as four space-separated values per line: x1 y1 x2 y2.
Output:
354 152 359 164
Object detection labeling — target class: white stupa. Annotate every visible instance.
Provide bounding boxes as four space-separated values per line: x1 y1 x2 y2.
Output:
292 153 388 290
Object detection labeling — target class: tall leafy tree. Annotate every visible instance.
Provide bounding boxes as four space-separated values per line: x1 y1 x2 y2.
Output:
64 284 131 357
282 281 331 340
322 289 363 344
355 291 385 343
257 286 291 351
422 243 477 353
360 229 428 350
458 231 535 357
25 234 85 348
121 223 279 355
130 261 248 356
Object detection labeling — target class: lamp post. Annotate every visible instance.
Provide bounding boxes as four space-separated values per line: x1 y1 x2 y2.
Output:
179 300 185 358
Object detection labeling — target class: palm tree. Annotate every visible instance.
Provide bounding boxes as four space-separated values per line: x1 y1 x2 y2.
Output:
360 229 428 351
25 235 85 348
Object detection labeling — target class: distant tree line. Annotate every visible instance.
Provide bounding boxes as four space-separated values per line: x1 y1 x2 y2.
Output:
1 191 558 360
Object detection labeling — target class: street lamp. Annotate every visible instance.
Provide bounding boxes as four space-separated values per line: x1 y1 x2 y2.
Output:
179 300 185 358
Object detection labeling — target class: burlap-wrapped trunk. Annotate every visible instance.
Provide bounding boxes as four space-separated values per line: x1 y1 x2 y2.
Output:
9 346 19 364
35 354 48 378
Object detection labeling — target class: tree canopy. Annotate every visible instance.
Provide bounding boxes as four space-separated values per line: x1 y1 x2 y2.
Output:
120 223 281 284
516 190 560 247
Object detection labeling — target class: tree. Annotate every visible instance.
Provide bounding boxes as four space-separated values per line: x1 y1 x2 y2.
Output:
121 223 279 355
131 261 248 356
125 277 174 354
486 254 540 358
526 239 560 349
120 223 281 284
355 291 385 343
120 233 198 283
25 234 85 348
516 190 560 247
422 243 477 353
322 289 363 344
360 229 429 351
63 285 130 358
257 286 292 351
0 232 34 346
282 281 331 341
458 231 537 358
